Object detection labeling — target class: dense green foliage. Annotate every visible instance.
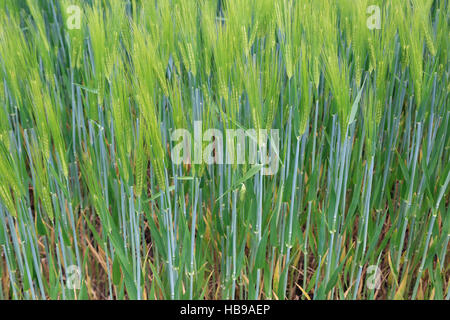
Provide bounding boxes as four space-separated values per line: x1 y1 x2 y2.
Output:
0 0 448 299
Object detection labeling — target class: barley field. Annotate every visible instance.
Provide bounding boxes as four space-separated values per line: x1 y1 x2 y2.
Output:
0 0 448 300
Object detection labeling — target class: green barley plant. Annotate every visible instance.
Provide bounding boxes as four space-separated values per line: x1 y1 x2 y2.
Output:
0 0 448 300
